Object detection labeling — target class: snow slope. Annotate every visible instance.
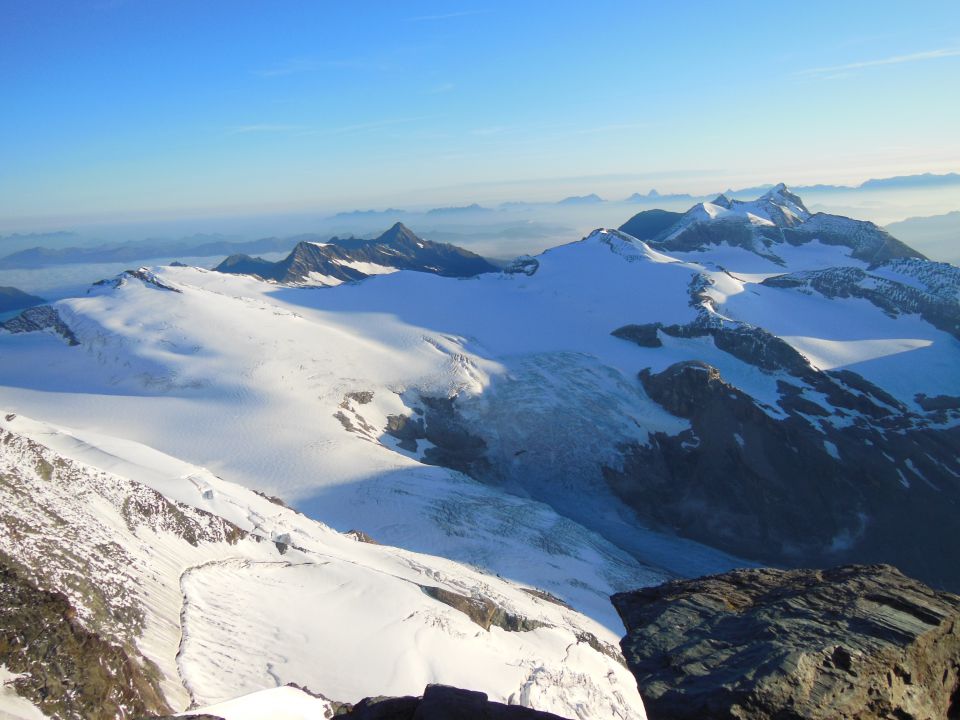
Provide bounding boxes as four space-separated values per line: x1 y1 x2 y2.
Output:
0 236 749 626
190 686 333 720
0 412 646 719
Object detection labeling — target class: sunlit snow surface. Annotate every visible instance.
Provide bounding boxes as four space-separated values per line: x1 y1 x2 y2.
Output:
191 686 333 720
0 228 958 619
0 413 646 718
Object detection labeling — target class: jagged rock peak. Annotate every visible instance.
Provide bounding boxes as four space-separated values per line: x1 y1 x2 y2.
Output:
759 181 810 218
375 221 422 246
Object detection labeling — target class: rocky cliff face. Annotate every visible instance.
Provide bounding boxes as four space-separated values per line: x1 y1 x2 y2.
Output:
601 345 960 589
612 565 960 720
0 556 171 720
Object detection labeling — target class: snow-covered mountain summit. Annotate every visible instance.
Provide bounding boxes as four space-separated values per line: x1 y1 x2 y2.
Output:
628 185 923 266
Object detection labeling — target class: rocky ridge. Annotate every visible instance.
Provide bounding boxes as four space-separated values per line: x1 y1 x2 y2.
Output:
215 222 497 285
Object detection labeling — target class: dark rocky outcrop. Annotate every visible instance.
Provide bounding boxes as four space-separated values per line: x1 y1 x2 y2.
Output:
613 318 814 374
384 412 426 452
91 267 182 293
419 585 548 633
612 564 960 720
612 323 663 347
345 529 379 544
504 256 540 276
215 223 498 284
0 556 171 720
335 684 572 719
385 396 491 477
1 304 80 345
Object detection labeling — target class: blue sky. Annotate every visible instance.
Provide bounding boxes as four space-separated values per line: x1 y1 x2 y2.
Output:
2 0 959 227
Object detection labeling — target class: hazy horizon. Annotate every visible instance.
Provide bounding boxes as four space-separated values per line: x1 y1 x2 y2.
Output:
3 1 960 229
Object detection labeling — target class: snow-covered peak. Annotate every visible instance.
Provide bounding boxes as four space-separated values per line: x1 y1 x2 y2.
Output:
756 182 810 224
661 186 811 243
581 228 680 264
374 221 422 248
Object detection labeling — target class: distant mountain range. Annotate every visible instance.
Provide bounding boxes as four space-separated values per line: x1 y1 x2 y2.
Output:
215 222 498 285
0 231 80 254
625 190 696 203
0 234 303 270
426 203 494 216
3 172 955 272
886 210 960 266
558 193 605 205
333 208 407 219
0 286 45 313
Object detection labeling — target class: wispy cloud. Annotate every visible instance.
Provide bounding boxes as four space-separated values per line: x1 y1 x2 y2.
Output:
295 116 434 137
798 47 960 77
255 58 388 77
226 117 433 139
227 124 305 135
571 121 648 136
424 82 456 95
472 126 508 137
407 9 488 21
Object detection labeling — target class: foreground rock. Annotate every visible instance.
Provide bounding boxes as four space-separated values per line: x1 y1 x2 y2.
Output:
145 684 575 720
337 684 573 719
612 565 960 720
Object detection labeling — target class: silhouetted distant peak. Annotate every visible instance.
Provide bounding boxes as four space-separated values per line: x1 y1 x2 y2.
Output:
558 193 604 205
376 222 422 247
425 203 492 215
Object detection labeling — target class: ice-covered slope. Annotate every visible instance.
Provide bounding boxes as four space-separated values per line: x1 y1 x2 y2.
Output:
0 239 744 621
0 413 646 719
